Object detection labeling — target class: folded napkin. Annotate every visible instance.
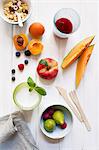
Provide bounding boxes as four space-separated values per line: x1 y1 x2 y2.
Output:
0 111 39 150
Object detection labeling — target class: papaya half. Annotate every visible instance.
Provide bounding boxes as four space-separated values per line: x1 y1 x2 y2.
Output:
61 36 95 69
76 45 95 88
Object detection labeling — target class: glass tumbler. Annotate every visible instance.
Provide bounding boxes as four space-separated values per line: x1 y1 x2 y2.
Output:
53 8 80 38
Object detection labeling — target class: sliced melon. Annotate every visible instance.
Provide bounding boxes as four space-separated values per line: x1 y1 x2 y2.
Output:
61 36 95 69
76 45 94 88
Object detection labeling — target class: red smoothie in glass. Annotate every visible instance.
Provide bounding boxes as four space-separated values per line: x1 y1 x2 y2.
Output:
55 18 73 34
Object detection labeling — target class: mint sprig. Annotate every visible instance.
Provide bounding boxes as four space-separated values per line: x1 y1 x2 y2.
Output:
35 86 47 96
27 77 46 96
27 77 36 92
27 77 36 88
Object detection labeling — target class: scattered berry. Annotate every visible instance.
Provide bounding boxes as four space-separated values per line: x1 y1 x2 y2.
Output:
42 112 52 120
60 122 67 129
18 64 24 71
24 60 28 65
12 69 15 74
12 77 15 81
16 52 21 57
24 50 31 56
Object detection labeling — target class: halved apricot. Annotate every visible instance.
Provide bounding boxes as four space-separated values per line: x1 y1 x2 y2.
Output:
28 39 43 55
76 45 95 88
13 33 28 51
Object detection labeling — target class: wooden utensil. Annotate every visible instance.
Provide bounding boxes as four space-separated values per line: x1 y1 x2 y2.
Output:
56 86 83 122
69 90 91 131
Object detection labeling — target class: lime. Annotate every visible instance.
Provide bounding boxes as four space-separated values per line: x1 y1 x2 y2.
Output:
44 119 56 132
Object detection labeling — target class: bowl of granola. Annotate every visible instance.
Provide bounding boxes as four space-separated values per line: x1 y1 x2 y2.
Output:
0 0 32 25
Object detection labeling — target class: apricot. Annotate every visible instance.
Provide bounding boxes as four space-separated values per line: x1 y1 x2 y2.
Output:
29 22 45 38
13 33 28 51
28 39 43 55
76 45 94 88
61 36 95 69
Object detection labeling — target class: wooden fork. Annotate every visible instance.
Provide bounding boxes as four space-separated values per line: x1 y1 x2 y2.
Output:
69 90 91 131
56 87 83 122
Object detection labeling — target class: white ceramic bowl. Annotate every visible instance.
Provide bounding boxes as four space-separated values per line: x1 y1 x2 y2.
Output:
39 87 73 139
40 105 73 139
0 0 32 25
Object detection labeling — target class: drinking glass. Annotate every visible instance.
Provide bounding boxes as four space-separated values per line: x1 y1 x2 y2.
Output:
53 8 80 38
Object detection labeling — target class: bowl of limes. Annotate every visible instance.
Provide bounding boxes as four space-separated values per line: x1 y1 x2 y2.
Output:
40 105 73 139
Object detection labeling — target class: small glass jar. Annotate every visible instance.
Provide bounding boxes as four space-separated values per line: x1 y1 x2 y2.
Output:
53 8 80 38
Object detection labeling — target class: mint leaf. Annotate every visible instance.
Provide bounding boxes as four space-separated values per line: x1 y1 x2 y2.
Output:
27 77 36 92
35 86 47 96
27 77 47 95
39 59 48 66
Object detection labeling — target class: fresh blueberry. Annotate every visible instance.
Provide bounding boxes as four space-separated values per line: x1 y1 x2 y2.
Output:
24 50 31 56
16 52 21 57
12 77 15 81
12 69 15 74
24 60 28 65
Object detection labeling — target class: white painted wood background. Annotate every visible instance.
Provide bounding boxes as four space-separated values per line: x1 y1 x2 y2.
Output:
0 0 99 149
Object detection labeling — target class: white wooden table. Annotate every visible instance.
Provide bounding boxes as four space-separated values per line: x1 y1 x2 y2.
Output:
0 0 99 149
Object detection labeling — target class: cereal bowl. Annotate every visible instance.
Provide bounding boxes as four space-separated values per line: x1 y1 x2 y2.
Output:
0 0 32 25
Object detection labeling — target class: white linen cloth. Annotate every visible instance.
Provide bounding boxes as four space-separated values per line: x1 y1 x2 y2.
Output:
0 111 39 150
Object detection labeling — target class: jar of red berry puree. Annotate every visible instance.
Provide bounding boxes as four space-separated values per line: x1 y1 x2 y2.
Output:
53 8 80 38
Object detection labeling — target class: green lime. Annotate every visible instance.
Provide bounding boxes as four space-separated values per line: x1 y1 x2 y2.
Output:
44 119 56 132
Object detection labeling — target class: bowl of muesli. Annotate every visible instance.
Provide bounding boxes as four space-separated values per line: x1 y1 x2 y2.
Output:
0 0 32 25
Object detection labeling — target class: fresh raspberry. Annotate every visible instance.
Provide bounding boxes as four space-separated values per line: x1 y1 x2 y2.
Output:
60 122 67 129
18 64 24 71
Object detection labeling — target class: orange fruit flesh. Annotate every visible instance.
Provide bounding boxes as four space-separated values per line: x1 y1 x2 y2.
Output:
28 39 43 55
62 36 95 69
13 33 28 51
76 45 94 88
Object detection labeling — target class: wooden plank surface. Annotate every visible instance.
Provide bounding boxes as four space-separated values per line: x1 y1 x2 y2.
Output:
0 0 99 150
